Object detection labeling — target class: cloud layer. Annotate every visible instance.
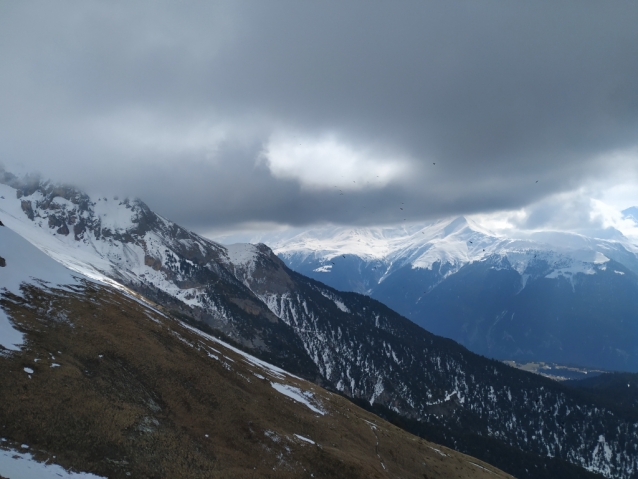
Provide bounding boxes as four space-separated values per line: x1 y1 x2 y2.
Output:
1 1 638 233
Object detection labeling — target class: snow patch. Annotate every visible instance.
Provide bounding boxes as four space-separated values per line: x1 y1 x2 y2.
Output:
369 377 384 405
0 446 106 479
428 446 448 457
320 291 350 313
0 310 23 352
270 382 326 415
468 461 493 473
293 434 315 445
313 265 332 273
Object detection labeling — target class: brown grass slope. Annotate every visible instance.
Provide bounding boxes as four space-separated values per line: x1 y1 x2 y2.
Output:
0 280 514 479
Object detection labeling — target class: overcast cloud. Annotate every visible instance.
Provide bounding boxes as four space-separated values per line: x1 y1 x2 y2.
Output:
1 1 638 235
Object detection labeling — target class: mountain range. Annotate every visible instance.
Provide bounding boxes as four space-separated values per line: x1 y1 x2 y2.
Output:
244 215 638 372
2 169 638 478
1 223 512 479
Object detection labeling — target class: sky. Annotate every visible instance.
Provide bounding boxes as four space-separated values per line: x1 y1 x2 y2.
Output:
1 1 638 238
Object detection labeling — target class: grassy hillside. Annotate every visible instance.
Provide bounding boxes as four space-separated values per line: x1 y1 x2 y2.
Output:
0 280 513 479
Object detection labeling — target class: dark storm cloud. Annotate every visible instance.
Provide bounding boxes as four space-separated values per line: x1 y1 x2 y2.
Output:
1 1 637 232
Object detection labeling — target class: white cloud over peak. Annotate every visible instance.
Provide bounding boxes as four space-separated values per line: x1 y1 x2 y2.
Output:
261 133 411 191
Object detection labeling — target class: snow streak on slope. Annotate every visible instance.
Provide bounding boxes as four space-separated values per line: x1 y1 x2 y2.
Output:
269 383 326 415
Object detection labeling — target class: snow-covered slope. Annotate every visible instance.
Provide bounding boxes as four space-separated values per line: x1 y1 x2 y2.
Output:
0 180 222 292
0 223 81 352
0 175 232 320
0 220 80 295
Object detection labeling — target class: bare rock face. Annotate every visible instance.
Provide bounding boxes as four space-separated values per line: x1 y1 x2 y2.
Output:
20 200 34 220
144 254 162 271
56 223 70 236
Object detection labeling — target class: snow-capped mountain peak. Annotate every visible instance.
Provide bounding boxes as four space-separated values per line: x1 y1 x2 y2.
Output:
266 213 638 279
269 215 500 270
